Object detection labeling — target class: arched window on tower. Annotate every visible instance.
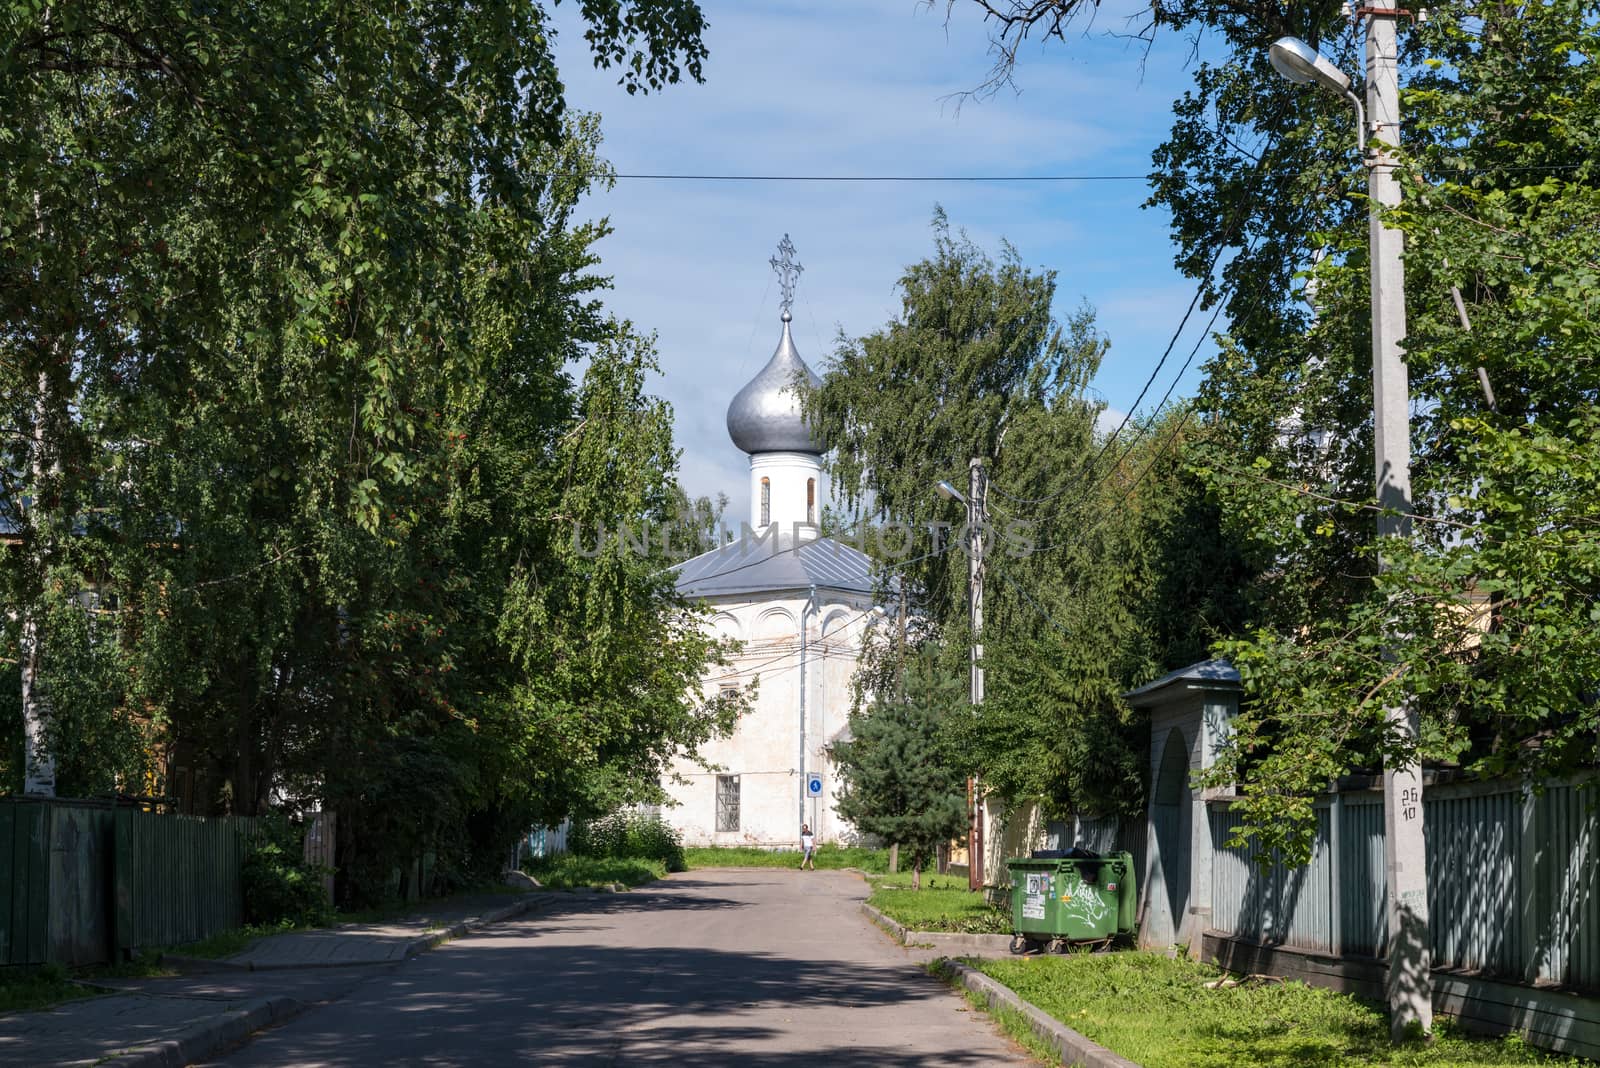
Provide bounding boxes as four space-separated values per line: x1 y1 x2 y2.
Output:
807 478 816 525
760 477 771 526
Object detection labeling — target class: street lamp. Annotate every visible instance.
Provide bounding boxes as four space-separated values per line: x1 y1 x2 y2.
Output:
1269 24 1431 1039
934 460 987 891
1267 37 1366 149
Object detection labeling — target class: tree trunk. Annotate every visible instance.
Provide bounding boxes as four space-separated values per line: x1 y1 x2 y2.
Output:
21 185 64 798
888 842 898 873
912 860 921 891
20 611 53 795
21 367 58 797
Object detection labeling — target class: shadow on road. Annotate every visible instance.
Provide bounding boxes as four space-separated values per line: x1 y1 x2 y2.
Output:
206 872 1029 1067
223 920 1005 1064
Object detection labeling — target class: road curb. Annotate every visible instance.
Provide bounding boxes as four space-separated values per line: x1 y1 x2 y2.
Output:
860 901 908 942
110 895 556 1065
160 894 555 974
93 994 305 1068
399 893 555 959
859 902 1015 956
931 958 1141 1068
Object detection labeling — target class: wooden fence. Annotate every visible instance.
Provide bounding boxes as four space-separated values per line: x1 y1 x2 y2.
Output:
0 797 260 966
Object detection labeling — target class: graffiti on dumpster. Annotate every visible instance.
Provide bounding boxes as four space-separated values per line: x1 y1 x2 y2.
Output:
1060 869 1111 926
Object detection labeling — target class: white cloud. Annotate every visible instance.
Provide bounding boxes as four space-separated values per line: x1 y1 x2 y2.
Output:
1096 405 1130 438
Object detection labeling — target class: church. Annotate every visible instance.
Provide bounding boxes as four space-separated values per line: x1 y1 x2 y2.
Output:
662 240 881 849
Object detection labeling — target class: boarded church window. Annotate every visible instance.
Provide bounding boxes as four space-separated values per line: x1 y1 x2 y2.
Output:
807 478 816 524
716 774 741 832
760 478 770 526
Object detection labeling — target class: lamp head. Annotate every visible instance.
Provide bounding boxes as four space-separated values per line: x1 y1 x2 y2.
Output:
1268 36 1352 95
935 480 966 504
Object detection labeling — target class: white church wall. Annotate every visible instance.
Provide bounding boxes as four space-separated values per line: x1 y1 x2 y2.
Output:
661 590 876 848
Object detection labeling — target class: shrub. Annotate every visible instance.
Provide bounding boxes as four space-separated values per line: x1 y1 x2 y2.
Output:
568 812 685 872
242 821 335 928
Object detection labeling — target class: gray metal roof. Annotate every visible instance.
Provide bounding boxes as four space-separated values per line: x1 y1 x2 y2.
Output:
1123 659 1240 705
674 530 876 599
726 314 823 455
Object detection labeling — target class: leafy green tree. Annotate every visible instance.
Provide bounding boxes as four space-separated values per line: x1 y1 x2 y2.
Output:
832 650 969 888
956 1 1600 858
0 1 733 899
812 215 1255 824
1201 6 1600 858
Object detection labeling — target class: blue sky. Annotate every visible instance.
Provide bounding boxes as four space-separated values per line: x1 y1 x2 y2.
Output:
550 0 1227 520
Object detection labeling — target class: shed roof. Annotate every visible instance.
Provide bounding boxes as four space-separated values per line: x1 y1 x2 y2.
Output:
1123 659 1240 706
673 530 876 600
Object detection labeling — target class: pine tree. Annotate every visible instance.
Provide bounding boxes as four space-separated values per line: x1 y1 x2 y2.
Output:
832 650 967 889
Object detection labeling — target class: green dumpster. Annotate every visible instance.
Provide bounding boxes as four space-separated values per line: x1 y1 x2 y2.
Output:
1005 850 1137 953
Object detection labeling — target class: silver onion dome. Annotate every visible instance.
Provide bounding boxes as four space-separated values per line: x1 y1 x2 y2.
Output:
726 312 823 455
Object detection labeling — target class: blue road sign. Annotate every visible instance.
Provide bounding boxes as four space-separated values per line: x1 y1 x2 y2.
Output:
806 774 823 797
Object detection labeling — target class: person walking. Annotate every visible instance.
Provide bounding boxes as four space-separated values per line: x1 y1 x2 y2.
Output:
799 824 816 870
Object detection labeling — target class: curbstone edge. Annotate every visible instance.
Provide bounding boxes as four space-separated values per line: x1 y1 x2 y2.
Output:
102 896 555 1066
858 902 1015 956
403 894 553 959
860 901 907 943
93 995 306 1068
932 958 1141 1068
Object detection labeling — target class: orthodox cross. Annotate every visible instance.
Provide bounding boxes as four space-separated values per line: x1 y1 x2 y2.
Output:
769 234 803 317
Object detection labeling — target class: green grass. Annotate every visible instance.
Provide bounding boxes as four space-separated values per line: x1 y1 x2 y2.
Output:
524 854 667 890
971 953 1586 1067
683 844 890 872
171 920 312 960
0 965 98 1015
867 871 1010 934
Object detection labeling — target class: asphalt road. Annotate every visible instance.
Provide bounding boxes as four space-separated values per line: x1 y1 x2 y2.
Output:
203 868 1037 1067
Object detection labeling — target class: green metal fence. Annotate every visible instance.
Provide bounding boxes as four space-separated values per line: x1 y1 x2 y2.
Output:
0 797 259 966
115 806 260 956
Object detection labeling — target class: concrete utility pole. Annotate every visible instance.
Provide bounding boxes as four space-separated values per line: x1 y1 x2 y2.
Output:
967 456 987 891
936 461 989 890
1270 13 1431 1037
1365 9 1432 1038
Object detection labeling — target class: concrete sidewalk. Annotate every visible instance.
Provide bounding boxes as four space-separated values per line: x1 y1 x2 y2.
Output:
0 891 552 1068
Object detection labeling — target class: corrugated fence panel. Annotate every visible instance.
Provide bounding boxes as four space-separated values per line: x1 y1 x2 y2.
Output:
115 808 259 955
1339 797 1387 957
1278 806 1336 953
1210 805 1261 942
47 804 113 965
1075 815 1122 854
1209 805 1335 953
1426 786 1520 978
1539 780 1599 990
0 800 50 966
1212 778 1597 993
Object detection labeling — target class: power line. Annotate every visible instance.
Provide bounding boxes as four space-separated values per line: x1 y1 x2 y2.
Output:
601 173 1150 182
986 107 1293 510
551 163 1589 184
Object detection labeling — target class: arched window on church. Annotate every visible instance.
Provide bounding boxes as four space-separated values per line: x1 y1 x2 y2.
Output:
806 478 816 525
760 477 771 526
